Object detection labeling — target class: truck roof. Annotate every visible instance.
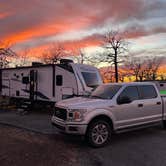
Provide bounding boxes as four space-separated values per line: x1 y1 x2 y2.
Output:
103 82 156 86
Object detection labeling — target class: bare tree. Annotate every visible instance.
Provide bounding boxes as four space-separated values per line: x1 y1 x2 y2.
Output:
144 57 163 80
118 66 133 82
125 57 143 81
0 41 16 68
19 49 29 66
125 56 164 81
159 74 166 81
101 30 129 82
80 51 85 64
71 48 86 64
69 42 95 65
13 49 31 67
42 43 65 64
100 66 115 83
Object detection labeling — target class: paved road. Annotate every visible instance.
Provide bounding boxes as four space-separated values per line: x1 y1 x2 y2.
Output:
0 124 166 166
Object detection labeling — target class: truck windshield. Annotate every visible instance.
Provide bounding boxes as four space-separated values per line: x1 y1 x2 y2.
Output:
90 84 122 99
81 72 101 88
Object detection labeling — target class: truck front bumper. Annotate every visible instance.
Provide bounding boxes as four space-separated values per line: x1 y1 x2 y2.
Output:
51 117 88 135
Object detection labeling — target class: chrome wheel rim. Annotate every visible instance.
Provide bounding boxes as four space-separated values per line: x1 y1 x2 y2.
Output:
91 123 109 145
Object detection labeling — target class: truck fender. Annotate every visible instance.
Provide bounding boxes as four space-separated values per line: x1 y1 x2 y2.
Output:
85 109 116 130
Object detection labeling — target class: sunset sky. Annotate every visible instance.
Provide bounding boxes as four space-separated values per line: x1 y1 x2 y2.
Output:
0 0 166 65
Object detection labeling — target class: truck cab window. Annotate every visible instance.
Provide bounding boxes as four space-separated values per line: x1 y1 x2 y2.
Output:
118 86 139 103
138 85 157 99
56 75 63 86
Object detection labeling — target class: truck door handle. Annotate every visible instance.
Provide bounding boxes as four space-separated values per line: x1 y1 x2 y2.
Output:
138 104 143 107
156 102 161 105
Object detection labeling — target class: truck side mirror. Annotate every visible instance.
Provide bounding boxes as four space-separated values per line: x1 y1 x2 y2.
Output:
117 96 132 105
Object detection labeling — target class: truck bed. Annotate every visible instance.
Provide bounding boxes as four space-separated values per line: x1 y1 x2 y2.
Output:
162 95 166 119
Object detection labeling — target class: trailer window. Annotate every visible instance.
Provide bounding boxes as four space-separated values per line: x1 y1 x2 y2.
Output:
22 76 29 84
81 72 100 87
56 75 63 86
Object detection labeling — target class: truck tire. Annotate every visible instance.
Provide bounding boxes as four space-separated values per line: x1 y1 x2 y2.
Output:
86 120 112 147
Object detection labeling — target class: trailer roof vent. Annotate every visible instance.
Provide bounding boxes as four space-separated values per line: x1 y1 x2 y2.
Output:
60 59 73 64
32 62 43 66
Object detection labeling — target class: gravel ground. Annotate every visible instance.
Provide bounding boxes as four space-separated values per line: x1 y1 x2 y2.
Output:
1 124 166 166
0 110 58 134
0 125 78 166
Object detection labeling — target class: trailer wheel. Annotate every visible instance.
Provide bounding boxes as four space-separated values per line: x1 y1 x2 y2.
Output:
86 120 112 147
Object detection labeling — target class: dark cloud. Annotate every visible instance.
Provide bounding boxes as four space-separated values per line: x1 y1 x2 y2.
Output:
124 25 166 39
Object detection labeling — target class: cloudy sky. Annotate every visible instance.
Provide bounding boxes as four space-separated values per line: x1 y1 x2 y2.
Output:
0 0 166 61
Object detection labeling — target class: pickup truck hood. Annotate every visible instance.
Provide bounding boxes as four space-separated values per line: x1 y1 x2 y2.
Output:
56 97 111 109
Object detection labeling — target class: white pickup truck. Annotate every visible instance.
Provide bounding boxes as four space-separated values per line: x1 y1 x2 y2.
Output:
51 82 166 147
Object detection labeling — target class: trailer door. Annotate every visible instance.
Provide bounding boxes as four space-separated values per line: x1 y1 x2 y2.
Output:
55 74 63 101
29 70 37 101
55 65 78 102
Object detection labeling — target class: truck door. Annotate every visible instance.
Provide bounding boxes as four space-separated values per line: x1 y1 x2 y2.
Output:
29 70 37 101
113 86 143 129
137 85 162 122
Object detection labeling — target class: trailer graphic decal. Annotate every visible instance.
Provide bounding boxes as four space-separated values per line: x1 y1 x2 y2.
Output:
11 78 22 82
2 85 9 89
22 89 49 100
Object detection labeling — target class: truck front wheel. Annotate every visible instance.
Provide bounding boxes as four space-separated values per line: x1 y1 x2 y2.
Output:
86 120 112 147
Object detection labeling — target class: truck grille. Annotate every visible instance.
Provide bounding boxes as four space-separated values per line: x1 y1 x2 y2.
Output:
54 107 67 120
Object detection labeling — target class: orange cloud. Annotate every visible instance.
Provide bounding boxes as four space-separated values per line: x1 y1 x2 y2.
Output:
16 36 101 59
0 0 146 46
2 15 96 45
0 12 11 19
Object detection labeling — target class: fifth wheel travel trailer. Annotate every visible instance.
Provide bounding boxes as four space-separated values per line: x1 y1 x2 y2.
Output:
0 59 103 110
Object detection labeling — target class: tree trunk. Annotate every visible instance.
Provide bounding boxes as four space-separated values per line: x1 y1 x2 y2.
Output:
152 73 156 80
80 53 84 64
114 49 118 82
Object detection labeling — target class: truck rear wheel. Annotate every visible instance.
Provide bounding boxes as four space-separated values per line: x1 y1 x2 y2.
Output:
86 120 112 147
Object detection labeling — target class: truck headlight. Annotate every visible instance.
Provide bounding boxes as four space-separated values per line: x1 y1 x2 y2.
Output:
67 109 87 122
